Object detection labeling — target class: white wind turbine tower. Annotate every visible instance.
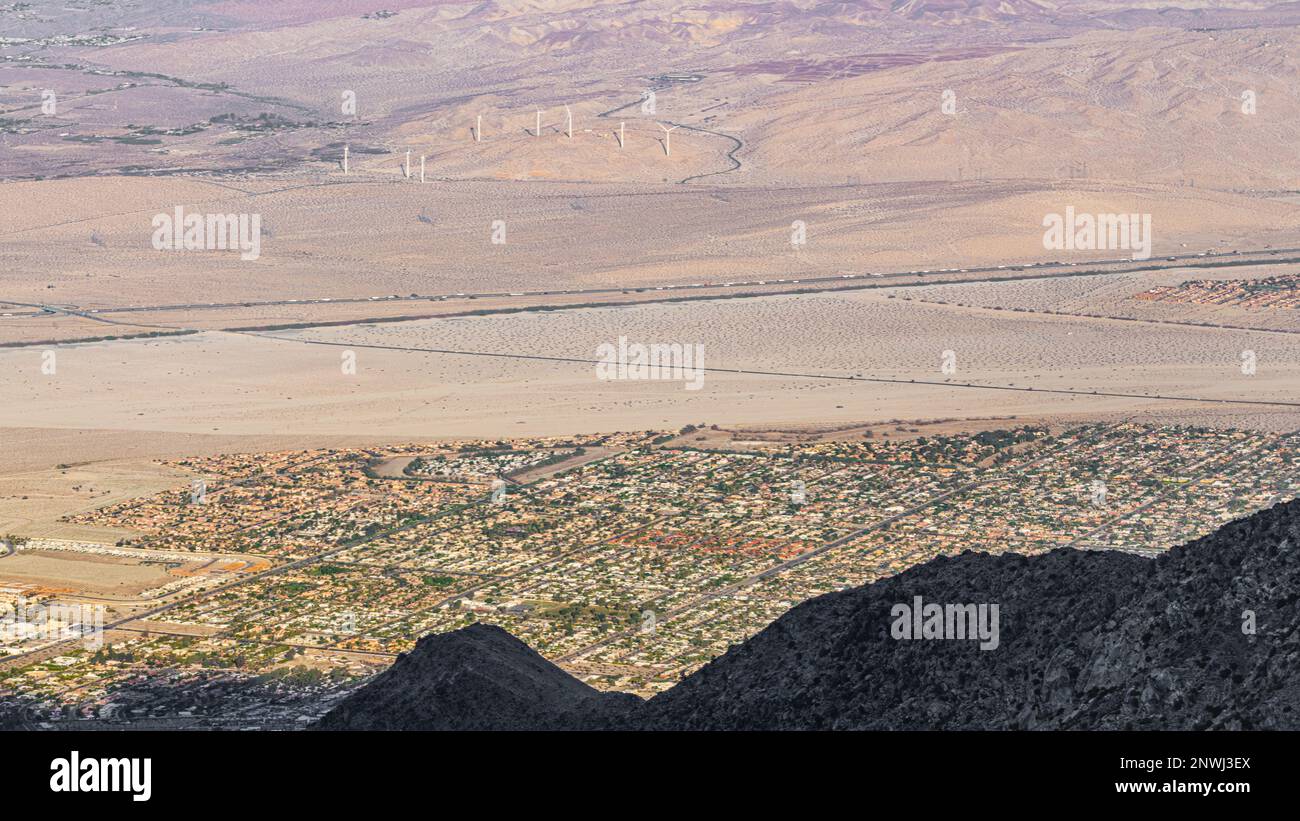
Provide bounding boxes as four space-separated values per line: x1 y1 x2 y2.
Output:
404 150 411 178
342 144 349 174
475 114 482 142
657 122 679 156
618 121 625 148
564 105 573 139
535 109 543 137
420 154 426 183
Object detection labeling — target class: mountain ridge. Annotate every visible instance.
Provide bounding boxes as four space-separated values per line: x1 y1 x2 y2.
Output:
316 497 1300 730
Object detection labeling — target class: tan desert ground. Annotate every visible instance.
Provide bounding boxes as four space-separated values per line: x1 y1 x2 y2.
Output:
1 0 1298 727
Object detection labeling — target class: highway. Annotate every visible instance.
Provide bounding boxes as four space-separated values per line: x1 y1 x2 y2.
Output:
6 244 1298 320
7 246 1300 410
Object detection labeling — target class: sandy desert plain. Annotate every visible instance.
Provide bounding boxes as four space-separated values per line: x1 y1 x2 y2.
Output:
1 0 1299 701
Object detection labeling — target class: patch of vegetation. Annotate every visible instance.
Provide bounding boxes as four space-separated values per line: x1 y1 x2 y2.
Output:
309 564 348 576
210 112 316 133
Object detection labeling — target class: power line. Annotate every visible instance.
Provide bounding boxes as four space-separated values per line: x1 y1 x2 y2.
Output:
239 331 1300 410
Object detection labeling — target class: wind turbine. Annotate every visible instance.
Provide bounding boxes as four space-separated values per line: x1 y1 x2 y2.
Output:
535 109 543 137
657 122 679 156
618 121 625 148
404 150 411 179
475 114 482 142
342 144 349 174
420 154 426 183
564 104 573 139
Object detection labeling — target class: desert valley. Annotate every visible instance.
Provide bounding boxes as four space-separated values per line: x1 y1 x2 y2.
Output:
1 0 1298 732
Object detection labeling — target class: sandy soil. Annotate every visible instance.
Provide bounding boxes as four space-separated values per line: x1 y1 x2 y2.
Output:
1 290 1295 468
6 2 1300 549
4 174 1299 345
0 457 185 540
0 551 171 597
904 266 1300 332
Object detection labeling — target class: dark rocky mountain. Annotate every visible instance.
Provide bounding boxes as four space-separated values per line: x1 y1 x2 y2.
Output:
314 623 639 730
316 498 1300 730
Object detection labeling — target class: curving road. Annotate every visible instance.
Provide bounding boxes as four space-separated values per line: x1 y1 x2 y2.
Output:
596 93 744 184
